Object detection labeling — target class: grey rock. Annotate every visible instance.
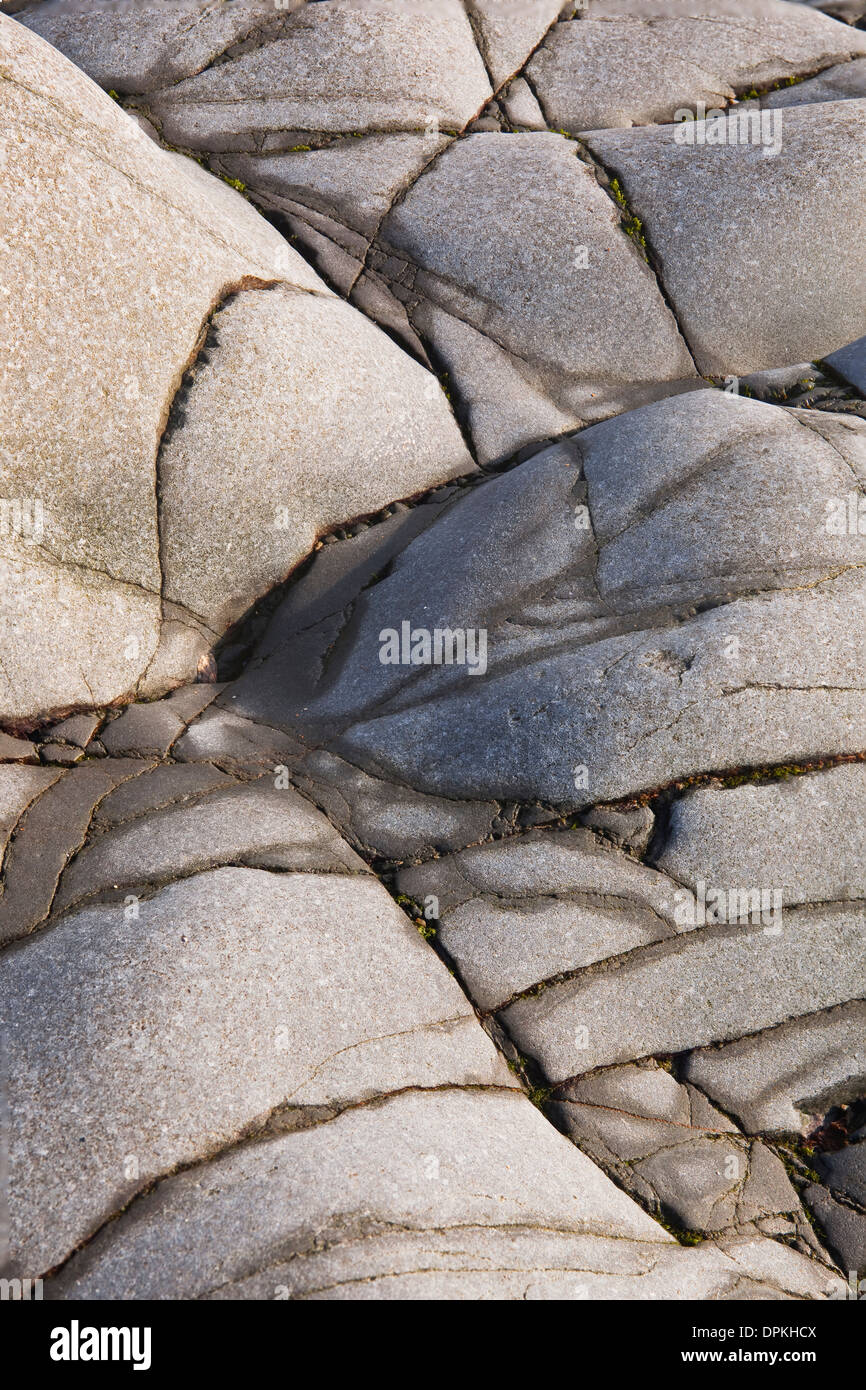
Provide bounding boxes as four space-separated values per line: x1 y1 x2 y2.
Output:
527 2 866 131
792 1 866 22
47 1086 841 1300
92 763 238 830
378 132 698 453
501 904 866 1078
52 781 367 912
737 363 820 400
0 731 38 762
39 743 85 766
199 1230 840 1299
683 1003 866 1134
100 701 186 758
294 750 500 862
42 713 101 748
163 682 225 723
585 100 866 375
3 869 512 1275
252 393 866 809
173 706 303 768
824 331 866 396
581 803 654 854
764 56 866 108
0 14 326 722
817 1143 866 1208
466 0 566 88
144 0 492 151
410 298 584 465
20 0 299 94
553 1061 798 1232
0 764 61 870
657 765 866 908
397 828 690 1010
0 761 147 945
500 76 548 130
804 1183 866 1277
216 133 449 238
634 1138 799 1234
158 285 474 630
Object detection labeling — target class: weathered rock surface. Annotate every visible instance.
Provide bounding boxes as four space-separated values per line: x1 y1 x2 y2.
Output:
376 132 698 456
657 765 866 907
526 1 866 132
141 0 493 150
48 1088 840 1300
683 1003 866 1134
2 867 513 1275
585 100 866 375
1 14 469 723
230 392 865 808
3 0 863 1304
19 0 302 94
555 1062 805 1236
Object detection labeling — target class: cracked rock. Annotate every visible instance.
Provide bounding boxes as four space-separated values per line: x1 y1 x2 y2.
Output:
237 392 866 809
584 99 866 375
2 14 470 722
683 1003 866 1135
376 132 698 455
527 1 866 132
2 867 514 1276
141 0 493 150
46 1086 840 1300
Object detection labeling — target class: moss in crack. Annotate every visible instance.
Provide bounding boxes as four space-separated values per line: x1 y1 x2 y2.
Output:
392 891 437 940
608 177 648 254
659 1219 706 1247
527 1083 554 1110
220 174 247 193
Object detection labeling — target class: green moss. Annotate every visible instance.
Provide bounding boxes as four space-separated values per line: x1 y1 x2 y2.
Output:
608 177 648 253
220 175 247 192
290 145 311 152
527 1084 553 1109
659 1220 705 1246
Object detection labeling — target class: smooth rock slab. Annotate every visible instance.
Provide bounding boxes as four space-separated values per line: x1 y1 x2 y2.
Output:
230 393 866 810
527 2 866 131
657 765 866 907
2 868 512 1275
51 780 369 912
143 0 492 150
501 904 866 1078
159 285 473 630
19 0 298 94
683 1003 866 1134
585 100 866 375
